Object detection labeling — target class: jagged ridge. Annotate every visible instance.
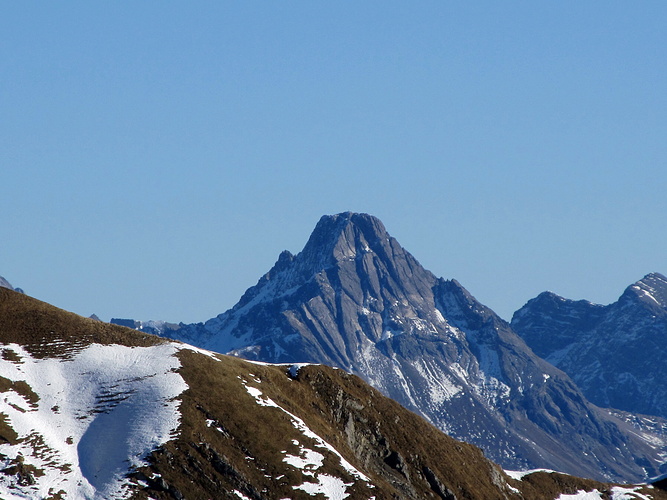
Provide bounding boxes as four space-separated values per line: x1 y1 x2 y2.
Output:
512 272 667 418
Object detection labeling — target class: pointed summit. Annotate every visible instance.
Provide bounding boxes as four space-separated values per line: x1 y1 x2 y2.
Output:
298 212 391 271
209 212 437 350
226 212 425 315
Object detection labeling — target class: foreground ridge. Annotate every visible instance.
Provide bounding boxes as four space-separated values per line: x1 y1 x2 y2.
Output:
7 288 665 498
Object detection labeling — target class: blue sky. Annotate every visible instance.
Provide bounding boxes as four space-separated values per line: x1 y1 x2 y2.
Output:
2 2 666 323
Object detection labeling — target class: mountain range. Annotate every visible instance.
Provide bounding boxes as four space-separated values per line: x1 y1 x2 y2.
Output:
122 212 667 483
3 283 659 499
512 272 667 419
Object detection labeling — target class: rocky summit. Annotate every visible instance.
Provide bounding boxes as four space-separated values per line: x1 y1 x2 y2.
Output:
154 212 667 482
512 272 667 419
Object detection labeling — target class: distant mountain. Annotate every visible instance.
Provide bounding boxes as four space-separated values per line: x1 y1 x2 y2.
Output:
110 317 180 336
512 273 667 419
1 284 646 499
0 276 23 294
150 212 667 482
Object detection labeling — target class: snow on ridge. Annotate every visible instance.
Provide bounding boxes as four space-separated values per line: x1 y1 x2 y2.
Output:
555 488 652 500
610 486 652 500
0 342 188 500
287 363 312 378
506 471 652 500
556 491 603 500
632 285 662 307
504 468 559 480
175 342 223 361
231 358 317 378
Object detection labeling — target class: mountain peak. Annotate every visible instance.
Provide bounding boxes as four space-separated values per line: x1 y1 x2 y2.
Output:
299 212 390 269
224 212 425 317
308 212 388 247
514 272 667 419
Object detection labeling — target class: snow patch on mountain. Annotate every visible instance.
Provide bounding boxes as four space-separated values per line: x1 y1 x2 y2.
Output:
413 359 462 403
555 488 653 500
557 491 604 500
241 378 372 499
284 441 325 473
504 469 559 480
291 473 355 500
0 342 187 499
632 285 662 308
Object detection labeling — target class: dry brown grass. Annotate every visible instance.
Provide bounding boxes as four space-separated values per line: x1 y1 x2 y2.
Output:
0 288 165 359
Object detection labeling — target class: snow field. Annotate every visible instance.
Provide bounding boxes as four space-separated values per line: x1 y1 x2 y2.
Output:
507 471 654 500
504 469 559 480
557 489 653 500
0 342 188 499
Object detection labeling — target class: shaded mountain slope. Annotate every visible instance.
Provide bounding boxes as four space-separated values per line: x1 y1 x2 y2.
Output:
2 285 649 499
153 213 667 482
512 273 667 419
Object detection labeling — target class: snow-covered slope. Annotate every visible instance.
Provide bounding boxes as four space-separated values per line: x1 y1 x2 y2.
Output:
151 212 667 483
512 273 667 419
0 342 187 499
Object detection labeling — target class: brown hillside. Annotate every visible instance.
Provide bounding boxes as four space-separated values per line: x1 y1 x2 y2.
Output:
0 287 165 358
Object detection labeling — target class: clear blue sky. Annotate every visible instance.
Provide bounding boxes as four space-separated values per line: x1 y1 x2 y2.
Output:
2 2 666 323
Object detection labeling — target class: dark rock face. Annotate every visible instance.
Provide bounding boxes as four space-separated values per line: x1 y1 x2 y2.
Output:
512 272 667 419
157 213 666 482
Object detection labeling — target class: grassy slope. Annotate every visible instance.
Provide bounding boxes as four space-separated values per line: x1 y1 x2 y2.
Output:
0 288 165 356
